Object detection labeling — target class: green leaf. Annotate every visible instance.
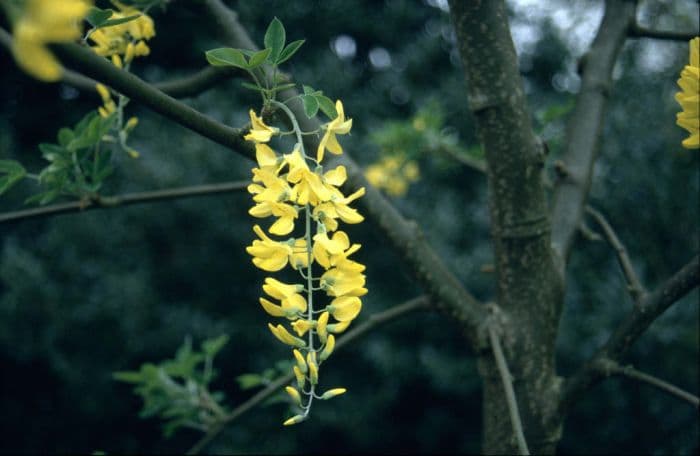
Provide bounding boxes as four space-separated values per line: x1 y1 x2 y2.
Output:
276 39 305 65
236 373 263 390
85 7 113 27
301 95 319 118
264 17 286 62
303 84 315 95
25 190 59 206
240 81 264 92
57 128 74 147
0 160 27 196
316 95 338 119
113 371 144 383
99 14 142 28
202 335 229 358
205 48 248 69
270 83 298 93
247 48 271 69
38 143 65 161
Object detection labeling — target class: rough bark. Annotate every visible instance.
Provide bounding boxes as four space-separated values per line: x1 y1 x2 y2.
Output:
448 1 564 453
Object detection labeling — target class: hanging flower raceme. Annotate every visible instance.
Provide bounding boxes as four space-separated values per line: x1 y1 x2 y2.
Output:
10 0 92 82
88 1 155 65
675 37 699 149
244 101 365 425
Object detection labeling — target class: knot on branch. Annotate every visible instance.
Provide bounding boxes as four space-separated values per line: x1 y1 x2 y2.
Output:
494 215 551 239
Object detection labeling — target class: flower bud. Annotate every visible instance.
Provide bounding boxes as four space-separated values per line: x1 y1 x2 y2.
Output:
283 414 306 426
285 386 302 406
320 388 347 400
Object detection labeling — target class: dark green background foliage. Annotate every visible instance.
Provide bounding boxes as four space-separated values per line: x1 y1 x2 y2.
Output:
0 0 697 453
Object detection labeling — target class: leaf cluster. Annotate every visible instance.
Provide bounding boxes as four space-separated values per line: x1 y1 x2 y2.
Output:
28 112 116 205
113 335 230 438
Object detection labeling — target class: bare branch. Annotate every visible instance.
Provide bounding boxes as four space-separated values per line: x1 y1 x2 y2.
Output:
586 205 646 302
186 296 432 455
551 0 637 266
0 181 248 224
628 23 698 42
488 324 530 455
560 254 700 413
596 358 699 407
0 28 240 99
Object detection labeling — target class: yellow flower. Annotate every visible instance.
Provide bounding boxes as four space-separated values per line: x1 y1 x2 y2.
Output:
291 319 314 336
244 110 279 143
675 37 699 149
293 349 308 373
246 225 308 271
95 83 116 118
320 387 346 400
285 147 333 205
313 187 365 231
316 311 329 343
321 267 367 298
317 100 353 162
364 155 418 196
268 323 306 348
88 3 155 60
285 386 303 406
319 334 335 361
326 320 351 334
327 295 362 322
283 414 306 426
261 278 307 318
313 231 365 273
11 0 92 82
307 352 319 385
293 365 306 389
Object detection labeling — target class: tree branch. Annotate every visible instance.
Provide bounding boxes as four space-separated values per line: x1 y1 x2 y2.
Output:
550 0 637 266
596 358 699 407
488 325 530 455
0 181 248 224
560 254 700 413
586 205 646 302
186 295 432 455
628 23 698 42
0 28 240 99
198 0 488 348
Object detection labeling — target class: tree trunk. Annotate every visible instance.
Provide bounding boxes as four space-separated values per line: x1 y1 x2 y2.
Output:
447 1 565 453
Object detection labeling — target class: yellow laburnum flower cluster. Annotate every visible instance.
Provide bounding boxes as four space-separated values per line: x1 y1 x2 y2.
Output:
365 155 420 197
88 1 155 67
10 0 92 82
244 101 366 425
675 37 699 149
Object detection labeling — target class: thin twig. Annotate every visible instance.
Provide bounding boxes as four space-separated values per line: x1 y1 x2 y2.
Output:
439 143 487 174
488 325 530 456
586 205 646 302
0 181 248 224
628 23 698 42
560 254 700 413
186 296 431 455
598 358 699 408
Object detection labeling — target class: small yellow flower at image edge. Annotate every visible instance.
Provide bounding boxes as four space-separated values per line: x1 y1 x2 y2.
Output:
244 100 365 425
10 0 92 82
675 37 699 150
